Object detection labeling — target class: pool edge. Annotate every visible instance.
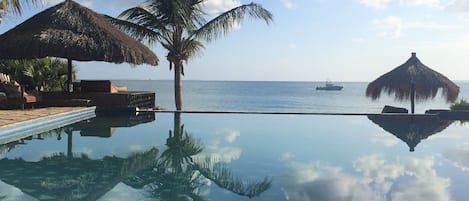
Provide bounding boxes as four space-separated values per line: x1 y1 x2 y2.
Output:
0 107 96 144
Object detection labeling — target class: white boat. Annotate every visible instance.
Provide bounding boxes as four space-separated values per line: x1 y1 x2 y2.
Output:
316 82 343 91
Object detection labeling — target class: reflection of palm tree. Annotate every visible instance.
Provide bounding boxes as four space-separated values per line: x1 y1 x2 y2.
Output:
162 124 203 172
125 113 271 200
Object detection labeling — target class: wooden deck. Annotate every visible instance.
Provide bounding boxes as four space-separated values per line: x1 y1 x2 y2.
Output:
0 107 96 144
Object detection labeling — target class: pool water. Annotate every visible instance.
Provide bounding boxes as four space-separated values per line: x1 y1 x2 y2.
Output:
1 112 469 201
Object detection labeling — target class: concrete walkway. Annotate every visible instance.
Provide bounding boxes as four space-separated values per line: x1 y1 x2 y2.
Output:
0 107 96 144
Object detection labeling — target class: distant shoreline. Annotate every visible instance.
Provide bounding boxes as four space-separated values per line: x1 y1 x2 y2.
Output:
102 79 469 83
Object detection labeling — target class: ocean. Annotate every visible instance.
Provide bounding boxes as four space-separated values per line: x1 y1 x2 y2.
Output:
112 80 469 113
3 80 469 200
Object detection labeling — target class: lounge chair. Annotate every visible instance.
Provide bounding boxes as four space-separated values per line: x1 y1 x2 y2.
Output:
0 73 41 109
79 80 127 93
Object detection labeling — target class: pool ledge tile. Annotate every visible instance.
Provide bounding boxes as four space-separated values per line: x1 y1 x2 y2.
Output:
0 107 96 144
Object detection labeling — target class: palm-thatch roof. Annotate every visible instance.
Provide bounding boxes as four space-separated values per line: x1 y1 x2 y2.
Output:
366 53 459 103
0 0 158 65
368 115 453 152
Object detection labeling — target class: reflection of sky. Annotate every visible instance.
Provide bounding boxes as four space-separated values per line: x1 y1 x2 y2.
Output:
194 127 242 164
97 183 146 201
282 155 451 201
3 114 469 200
0 181 36 201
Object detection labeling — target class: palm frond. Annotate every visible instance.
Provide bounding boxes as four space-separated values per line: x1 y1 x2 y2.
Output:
106 14 161 46
2 0 22 14
0 0 39 18
194 2 273 42
195 158 272 198
117 6 165 31
182 38 204 60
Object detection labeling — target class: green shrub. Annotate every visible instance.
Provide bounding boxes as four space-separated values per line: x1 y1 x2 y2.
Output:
450 99 469 111
0 58 73 91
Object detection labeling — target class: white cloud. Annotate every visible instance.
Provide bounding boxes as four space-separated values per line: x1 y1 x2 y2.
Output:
194 146 242 165
193 128 242 166
373 16 403 38
281 155 452 201
391 175 450 201
200 0 242 15
281 161 383 201
280 152 296 161
372 16 462 38
399 0 440 7
405 21 463 29
215 128 240 143
98 183 146 201
421 36 469 50
41 0 62 5
444 148 469 171
446 0 469 12
359 0 441 9
354 155 451 201
288 42 297 49
351 37 365 43
369 134 399 147
0 181 36 201
281 0 295 9
101 0 145 9
42 0 93 7
358 0 391 9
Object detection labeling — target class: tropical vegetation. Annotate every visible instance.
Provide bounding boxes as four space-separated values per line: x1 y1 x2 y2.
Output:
0 0 39 24
0 58 73 91
450 99 469 111
109 0 273 110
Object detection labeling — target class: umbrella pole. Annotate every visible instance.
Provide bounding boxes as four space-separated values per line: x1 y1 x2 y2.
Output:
67 58 73 92
411 83 415 114
66 128 73 158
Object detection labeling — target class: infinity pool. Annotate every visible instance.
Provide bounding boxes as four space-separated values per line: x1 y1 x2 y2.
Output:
1 112 469 201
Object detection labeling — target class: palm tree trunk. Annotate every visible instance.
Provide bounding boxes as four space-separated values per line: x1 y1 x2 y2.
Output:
174 60 183 110
174 112 181 136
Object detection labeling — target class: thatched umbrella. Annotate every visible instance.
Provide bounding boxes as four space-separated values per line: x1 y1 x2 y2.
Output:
368 115 453 152
366 52 459 113
0 0 158 91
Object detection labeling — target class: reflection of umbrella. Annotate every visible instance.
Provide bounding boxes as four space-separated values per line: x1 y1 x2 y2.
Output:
368 115 453 152
366 52 459 113
0 148 158 201
0 0 158 89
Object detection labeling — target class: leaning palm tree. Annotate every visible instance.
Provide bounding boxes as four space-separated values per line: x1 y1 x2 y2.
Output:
109 0 273 110
0 0 39 24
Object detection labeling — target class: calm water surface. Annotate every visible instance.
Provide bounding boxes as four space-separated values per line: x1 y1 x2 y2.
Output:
1 112 469 201
114 80 469 113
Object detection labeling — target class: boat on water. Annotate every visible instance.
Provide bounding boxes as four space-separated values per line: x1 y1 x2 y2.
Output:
316 82 343 91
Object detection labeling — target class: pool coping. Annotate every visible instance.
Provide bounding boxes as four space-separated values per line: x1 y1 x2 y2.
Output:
0 107 96 144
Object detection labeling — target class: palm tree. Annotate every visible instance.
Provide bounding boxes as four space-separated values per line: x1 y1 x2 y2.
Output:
0 0 39 24
109 0 273 110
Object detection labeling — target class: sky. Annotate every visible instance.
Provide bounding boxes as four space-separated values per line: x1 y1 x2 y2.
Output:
2 0 469 81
